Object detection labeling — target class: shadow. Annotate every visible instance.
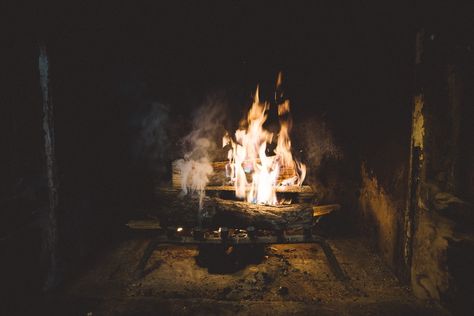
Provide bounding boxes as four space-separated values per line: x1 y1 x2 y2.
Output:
136 259 164 279
195 244 265 274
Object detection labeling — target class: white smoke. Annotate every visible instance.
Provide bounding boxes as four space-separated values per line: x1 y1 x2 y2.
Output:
133 101 172 180
295 117 342 173
175 148 213 211
176 96 227 211
293 117 342 201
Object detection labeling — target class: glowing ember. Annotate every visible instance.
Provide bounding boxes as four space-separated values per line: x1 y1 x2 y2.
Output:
223 73 306 205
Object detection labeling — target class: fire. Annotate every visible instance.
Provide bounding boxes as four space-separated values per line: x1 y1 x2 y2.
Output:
223 73 306 205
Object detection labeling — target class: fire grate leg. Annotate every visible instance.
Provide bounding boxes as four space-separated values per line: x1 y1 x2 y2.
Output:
313 237 364 295
135 238 160 278
313 236 348 282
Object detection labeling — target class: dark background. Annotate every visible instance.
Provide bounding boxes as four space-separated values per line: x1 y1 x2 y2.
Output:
2 0 473 310
3 0 419 201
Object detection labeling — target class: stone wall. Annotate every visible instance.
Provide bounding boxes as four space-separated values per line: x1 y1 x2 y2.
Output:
409 27 474 314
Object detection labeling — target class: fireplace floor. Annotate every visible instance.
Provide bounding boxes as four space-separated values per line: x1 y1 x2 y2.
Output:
37 236 448 315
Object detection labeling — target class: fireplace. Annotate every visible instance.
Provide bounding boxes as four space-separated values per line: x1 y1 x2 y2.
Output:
126 74 348 283
3 2 474 315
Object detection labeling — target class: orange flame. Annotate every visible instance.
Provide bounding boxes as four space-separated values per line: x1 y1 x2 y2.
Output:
224 73 306 205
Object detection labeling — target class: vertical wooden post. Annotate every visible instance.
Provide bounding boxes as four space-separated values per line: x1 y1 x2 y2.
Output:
39 44 59 290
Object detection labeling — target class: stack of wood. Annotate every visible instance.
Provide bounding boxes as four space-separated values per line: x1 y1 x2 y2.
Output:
171 160 315 199
172 161 308 190
154 160 319 230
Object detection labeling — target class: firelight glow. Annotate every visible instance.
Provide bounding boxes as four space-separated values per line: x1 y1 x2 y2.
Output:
223 73 306 205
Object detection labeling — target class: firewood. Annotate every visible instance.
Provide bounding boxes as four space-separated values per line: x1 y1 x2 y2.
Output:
171 159 314 204
312 204 340 217
153 187 313 230
203 185 313 193
172 160 300 188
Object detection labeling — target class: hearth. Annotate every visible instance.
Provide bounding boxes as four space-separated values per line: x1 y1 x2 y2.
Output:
128 76 345 282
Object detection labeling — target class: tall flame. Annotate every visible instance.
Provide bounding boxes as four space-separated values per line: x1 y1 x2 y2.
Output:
223 73 306 205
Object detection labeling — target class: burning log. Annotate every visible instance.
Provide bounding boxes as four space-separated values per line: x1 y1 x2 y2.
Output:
172 160 314 203
172 160 299 188
154 187 313 230
203 185 313 193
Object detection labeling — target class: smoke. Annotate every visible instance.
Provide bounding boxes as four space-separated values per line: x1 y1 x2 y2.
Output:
294 117 342 175
133 102 171 176
293 117 342 202
176 95 227 211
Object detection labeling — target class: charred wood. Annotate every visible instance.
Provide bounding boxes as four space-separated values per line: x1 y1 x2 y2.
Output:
154 187 313 230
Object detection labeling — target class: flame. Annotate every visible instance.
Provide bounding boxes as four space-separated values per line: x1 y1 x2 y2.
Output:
224 73 306 205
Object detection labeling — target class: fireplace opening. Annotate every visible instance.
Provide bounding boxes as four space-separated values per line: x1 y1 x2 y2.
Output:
3 2 474 315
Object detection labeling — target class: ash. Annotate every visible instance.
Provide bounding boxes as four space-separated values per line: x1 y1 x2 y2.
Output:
39 237 446 315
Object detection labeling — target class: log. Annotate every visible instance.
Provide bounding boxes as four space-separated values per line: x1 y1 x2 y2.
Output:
172 161 229 188
312 204 340 217
171 159 314 204
203 185 314 193
156 184 315 204
172 160 299 188
154 187 313 230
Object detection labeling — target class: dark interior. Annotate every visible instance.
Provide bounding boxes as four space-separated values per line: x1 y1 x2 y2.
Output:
2 2 474 315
